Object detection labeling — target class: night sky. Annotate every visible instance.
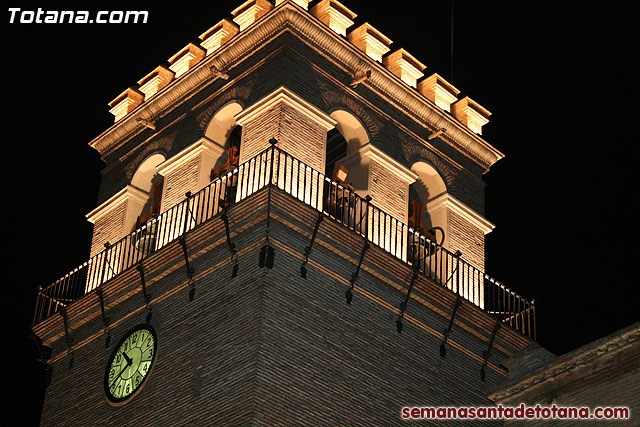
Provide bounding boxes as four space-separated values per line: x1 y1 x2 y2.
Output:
3 1 638 424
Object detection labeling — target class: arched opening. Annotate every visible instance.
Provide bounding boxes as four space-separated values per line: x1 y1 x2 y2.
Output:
130 153 166 254
409 162 447 232
204 102 243 146
325 109 370 189
131 153 166 230
227 124 242 150
204 102 244 206
205 101 243 177
329 110 369 155
210 124 241 207
408 162 447 261
323 111 367 221
325 128 348 177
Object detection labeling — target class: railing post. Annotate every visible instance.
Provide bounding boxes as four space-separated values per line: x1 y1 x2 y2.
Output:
183 191 193 235
456 251 460 295
269 138 277 186
33 145 538 340
99 242 111 287
531 299 537 341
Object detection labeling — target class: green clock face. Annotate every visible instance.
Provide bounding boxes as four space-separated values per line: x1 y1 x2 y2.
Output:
104 324 157 404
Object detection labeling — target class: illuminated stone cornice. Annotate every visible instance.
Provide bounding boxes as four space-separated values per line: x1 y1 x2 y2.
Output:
418 73 460 112
168 43 206 78
137 66 175 99
310 0 357 37
86 185 148 224
452 96 491 135
426 193 494 235
200 19 240 55
156 138 223 177
383 48 425 88
89 2 503 170
342 143 418 184
489 322 640 403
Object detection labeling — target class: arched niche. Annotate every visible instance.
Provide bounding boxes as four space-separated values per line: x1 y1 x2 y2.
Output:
329 109 369 155
410 161 447 240
131 153 166 231
410 162 447 204
204 101 243 178
204 101 243 147
131 153 166 192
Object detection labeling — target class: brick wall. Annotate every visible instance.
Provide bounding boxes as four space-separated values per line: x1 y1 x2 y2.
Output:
90 202 126 258
369 159 407 223
493 324 640 426
37 188 531 426
91 40 492 272
449 210 486 271
238 93 329 173
161 156 200 213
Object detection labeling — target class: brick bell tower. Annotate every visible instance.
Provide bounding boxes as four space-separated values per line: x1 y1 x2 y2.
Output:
33 0 536 425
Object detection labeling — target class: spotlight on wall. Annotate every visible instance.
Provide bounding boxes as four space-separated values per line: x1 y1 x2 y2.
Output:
265 246 275 269
427 128 446 140
135 117 156 131
210 65 230 80
350 69 371 87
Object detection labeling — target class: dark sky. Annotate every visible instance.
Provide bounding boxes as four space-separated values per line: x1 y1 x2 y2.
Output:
3 1 638 424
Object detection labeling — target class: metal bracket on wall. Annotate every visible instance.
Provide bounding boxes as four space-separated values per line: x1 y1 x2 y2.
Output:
183 191 196 234
137 263 153 323
181 193 199 299
178 236 195 280
480 320 502 381
100 242 115 285
259 139 278 270
444 250 462 287
396 267 420 333
221 209 238 278
346 241 370 304
96 286 112 347
354 195 372 230
28 330 53 386
440 296 462 357
300 213 324 278
60 306 74 368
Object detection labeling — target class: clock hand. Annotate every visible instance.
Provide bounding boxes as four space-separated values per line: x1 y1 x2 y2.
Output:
122 352 133 366
109 352 133 389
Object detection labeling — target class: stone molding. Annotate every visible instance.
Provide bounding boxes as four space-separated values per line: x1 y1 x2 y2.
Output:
341 143 418 184
89 3 504 170
235 86 337 130
489 322 640 402
86 185 148 224
156 137 223 177
427 193 494 235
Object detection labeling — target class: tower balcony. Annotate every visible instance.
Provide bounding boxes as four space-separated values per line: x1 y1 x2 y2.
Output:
34 144 536 339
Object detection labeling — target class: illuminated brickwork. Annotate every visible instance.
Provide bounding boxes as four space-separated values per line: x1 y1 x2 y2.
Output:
37 191 531 426
34 1 527 425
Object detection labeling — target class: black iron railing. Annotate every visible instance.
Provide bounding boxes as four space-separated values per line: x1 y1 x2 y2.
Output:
34 145 536 339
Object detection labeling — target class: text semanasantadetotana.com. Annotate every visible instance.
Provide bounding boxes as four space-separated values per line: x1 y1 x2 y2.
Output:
401 404 630 420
